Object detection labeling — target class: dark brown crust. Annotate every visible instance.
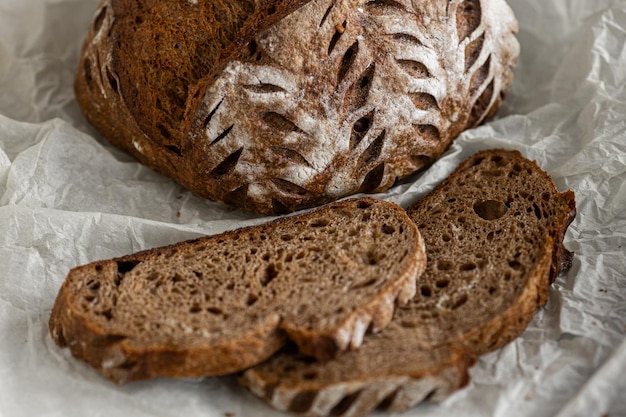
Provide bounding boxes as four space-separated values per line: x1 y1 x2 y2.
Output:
74 0 311 201
74 0 519 214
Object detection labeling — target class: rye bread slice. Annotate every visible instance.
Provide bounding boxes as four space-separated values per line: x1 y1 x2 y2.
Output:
48 197 426 384
239 149 577 417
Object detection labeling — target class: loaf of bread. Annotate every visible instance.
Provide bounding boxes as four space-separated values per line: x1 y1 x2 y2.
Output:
75 0 519 214
48 197 425 384
239 150 577 417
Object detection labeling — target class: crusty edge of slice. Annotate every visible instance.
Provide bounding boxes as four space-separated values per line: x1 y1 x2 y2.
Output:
50 274 286 383
240 343 475 417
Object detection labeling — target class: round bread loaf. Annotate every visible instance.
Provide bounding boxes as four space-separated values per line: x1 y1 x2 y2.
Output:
75 0 519 214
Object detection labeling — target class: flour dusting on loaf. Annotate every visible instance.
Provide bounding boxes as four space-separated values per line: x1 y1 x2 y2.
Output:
75 0 519 213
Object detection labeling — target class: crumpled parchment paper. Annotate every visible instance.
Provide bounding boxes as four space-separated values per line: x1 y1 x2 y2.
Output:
1 0 625 416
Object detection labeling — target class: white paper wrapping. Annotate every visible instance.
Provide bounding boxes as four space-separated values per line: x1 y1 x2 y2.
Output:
1 0 625 416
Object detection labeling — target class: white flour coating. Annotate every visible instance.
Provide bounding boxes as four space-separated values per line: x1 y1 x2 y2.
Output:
190 0 518 210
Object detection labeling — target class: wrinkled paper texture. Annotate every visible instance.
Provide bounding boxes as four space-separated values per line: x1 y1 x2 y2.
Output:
1 0 625 416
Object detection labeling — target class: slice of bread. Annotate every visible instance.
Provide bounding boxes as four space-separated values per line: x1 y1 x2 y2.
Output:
239 149 576 417
48 197 426 384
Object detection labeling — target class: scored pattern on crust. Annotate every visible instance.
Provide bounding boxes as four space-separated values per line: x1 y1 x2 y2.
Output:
187 0 519 213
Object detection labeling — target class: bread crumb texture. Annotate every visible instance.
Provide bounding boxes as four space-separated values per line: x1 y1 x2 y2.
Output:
48 197 425 383
239 149 576 417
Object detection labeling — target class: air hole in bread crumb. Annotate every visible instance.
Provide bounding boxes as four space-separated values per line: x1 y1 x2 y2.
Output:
170 274 184 284
260 264 278 286
488 286 497 295
357 200 372 209
87 280 100 291
100 309 113 321
509 260 522 271
437 260 453 271
436 279 450 288
420 286 432 297
117 260 139 274
460 263 477 272
310 219 329 228
381 224 395 234
442 233 452 242
491 155 505 166
207 307 223 315
246 294 258 306
190 304 201 314
361 251 380 265
474 200 508 220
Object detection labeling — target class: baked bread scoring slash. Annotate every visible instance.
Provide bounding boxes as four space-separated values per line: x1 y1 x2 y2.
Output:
239 150 576 417
75 0 519 214
48 197 426 384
